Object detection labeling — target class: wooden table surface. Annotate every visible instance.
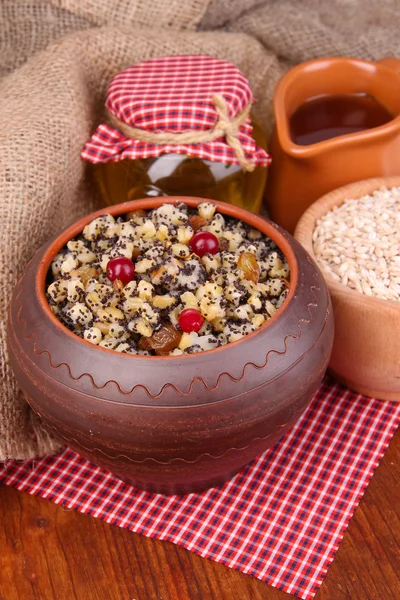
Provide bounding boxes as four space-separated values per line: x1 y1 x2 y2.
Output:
1 431 399 600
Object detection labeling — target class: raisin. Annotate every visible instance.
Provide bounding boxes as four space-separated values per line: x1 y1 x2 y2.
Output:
138 323 182 356
70 265 99 287
219 238 229 251
237 252 260 284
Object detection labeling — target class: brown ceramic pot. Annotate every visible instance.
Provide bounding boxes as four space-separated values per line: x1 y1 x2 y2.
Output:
265 57 400 234
8 197 334 495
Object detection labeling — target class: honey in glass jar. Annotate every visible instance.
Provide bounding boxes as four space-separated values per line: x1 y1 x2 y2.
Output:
82 55 271 213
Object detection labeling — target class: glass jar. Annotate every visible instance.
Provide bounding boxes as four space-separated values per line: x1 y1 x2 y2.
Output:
82 56 271 213
90 119 267 213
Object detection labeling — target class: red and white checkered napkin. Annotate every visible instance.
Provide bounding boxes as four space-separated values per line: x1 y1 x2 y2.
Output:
2 377 399 599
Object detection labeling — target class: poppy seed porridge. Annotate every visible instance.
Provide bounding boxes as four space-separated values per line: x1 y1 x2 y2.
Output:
47 202 290 355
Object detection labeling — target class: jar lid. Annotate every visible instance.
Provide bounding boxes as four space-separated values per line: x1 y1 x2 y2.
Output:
82 55 271 171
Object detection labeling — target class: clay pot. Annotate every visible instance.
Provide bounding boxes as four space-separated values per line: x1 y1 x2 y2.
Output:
295 177 400 402
265 57 400 234
8 197 333 495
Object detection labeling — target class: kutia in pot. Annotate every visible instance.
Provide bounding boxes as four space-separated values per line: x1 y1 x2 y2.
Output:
8 197 333 495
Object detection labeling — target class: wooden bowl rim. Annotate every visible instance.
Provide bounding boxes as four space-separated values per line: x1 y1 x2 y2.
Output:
295 176 400 312
37 196 300 360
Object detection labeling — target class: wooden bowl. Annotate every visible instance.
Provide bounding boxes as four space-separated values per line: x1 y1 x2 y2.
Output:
295 177 400 401
8 197 333 495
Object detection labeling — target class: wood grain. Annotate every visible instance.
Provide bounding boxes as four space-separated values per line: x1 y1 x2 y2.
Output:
1 431 399 600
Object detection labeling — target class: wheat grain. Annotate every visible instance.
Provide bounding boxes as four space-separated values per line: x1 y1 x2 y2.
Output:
313 186 400 301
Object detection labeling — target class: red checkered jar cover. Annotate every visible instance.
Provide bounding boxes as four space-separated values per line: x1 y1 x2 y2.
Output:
81 55 271 171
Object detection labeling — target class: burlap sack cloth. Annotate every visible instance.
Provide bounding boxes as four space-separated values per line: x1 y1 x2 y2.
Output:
1 0 399 461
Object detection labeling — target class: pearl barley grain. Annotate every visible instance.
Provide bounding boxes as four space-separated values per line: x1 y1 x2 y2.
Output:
313 187 400 301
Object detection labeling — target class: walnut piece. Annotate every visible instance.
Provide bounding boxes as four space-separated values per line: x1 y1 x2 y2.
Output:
188 215 208 231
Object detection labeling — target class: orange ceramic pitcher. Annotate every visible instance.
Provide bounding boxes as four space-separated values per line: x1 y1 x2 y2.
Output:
265 57 400 234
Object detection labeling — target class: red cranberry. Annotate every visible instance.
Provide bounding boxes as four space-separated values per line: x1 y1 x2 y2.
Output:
178 308 204 333
189 231 219 257
106 257 135 284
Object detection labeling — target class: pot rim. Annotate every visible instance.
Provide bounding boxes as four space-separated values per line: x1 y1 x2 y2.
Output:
36 196 299 360
295 176 400 312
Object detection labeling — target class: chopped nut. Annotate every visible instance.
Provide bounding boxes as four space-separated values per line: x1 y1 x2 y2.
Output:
202 254 220 273
109 323 129 340
222 231 243 252
179 332 198 351
123 280 137 298
177 225 195 243
97 307 125 323
113 279 124 292
198 202 216 220
85 291 101 313
196 282 223 300
171 243 190 259
47 280 68 303
269 256 287 278
234 305 252 320
136 258 156 274
156 224 169 242
188 215 208 231
84 327 102 345
129 318 153 338
123 296 145 316
248 228 263 241
115 342 131 353
252 314 266 328
99 336 119 349
67 278 85 303
265 300 277 316
152 294 176 309
93 321 110 335
61 254 77 274
66 303 92 327
137 220 157 239
153 203 186 226
137 280 154 301
170 348 184 356
78 249 97 264
199 298 225 321
150 265 167 285
114 241 135 260
83 215 117 241
248 294 262 311
140 302 159 324
180 291 199 309
211 317 226 332
51 254 64 277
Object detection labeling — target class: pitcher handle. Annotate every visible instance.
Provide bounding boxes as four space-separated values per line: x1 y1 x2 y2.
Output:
377 57 400 74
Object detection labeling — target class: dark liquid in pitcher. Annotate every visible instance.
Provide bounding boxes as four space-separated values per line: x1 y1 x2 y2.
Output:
290 94 393 146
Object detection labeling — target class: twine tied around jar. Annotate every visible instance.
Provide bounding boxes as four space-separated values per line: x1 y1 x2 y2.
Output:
107 93 255 172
